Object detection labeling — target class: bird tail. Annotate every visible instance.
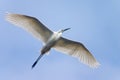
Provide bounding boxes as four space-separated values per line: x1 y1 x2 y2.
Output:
32 54 44 69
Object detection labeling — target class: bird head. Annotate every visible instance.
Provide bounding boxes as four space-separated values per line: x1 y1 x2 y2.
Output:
59 28 71 33
56 28 71 37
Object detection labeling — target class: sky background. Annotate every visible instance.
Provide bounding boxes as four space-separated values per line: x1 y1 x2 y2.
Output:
0 0 120 80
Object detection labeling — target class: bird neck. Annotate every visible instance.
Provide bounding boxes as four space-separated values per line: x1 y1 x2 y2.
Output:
45 32 62 45
54 32 62 39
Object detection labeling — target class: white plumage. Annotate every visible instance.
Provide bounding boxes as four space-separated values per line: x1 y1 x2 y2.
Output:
6 13 100 68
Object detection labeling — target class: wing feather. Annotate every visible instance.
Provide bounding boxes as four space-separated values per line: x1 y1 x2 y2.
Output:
6 13 53 43
54 37 100 68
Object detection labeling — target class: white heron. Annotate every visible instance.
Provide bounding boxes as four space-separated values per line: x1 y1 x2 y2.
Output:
5 13 100 69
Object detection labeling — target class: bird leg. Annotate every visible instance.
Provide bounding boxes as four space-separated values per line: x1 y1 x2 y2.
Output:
32 53 44 69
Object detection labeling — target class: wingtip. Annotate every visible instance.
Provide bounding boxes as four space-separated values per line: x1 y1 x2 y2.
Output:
90 61 101 69
77 56 100 68
5 12 13 18
5 12 12 21
5 12 18 24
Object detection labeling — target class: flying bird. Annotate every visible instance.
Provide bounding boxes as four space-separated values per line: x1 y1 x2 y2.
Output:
5 13 100 69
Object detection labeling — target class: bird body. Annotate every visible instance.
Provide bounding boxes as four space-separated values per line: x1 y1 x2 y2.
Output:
41 31 63 54
5 13 100 69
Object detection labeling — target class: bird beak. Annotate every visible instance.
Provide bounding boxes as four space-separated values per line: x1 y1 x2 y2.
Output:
63 28 71 32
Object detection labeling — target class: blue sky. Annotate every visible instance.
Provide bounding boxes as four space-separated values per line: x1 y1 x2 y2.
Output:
0 0 120 80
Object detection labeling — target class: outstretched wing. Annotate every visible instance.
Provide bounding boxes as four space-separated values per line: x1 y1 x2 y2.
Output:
54 37 100 68
6 13 53 43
